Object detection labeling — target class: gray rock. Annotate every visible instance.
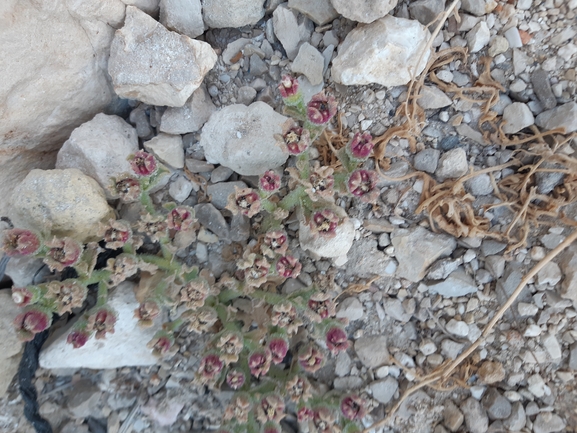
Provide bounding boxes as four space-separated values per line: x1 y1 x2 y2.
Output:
108 6 217 107
527 373 546 398
185 158 215 173
333 376 363 390
130 105 154 138
503 402 525 431
299 219 356 258
168 175 193 202
144 133 184 169
460 0 485 16
55 114 139 199
67 379 102 419
535 162 565 195
345 238 395 278
222 38 251 65
288 0 338 25
249 54 268 77
330 0 398 23
481 240 507 256
40 282 161 369
536 261 562 286
159 0 204 39
418 85 452 109
427 269 478 297
440 136 461 151
237 86 257 105
536 102 577 133
332 16 431 87
354 335 389 368
0 291 23 397
557 244 577 306
414 148 441 173
465 173 493 196
392 226 457 282
542 233 565 249
482 388 511 420
409 0 446 26
427 258 462 280
484 255 505 278
443 400 464 432
202 0 264 28
335 351 352 377
467 22 490 53
502 102 534 134
0 354 20 399
533 413 566 433
210 166 234 183
230 213 251 243
487 35 509 57
441 339 465 359
194 203 229 239
200 102 288 176
461 397 489 433
446 319 469 337
531 68 557 110
273 5 301 60
569 343 577 370
291 43 325 85
160 85 217 134
370 377 399 404
435 148 469 180
383 298 412 323
336 297 364 322
504 27 522 48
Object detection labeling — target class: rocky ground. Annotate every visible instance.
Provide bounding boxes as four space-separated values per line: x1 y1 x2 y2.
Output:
1 0 577 432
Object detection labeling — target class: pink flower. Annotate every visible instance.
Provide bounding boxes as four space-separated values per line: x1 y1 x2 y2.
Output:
263 230 288 257
298 344 325 373
167 206 196 231
348 132 374 159
111 176 141 202
86 308 116 340
66 329 90 349
11 287 35 307
306 163 335 201
256 394 285 424
249 349 272 378
340 394 367 421
268 337 289 364
237 253 270 288
129 150 157 176
100 219 132 249
2 229 41 257
310 210 340 237
260 170 281 192
226 188 261 218
347 169 379 203
147 332 176 357
43 237 83 272
278 75 299 99
297 407 314 422
307 292 336 322
271 302 302 336
278 120 311 155
197 354 224 383
307 91 337 125
46 280 87 315
13 308 52 341
276 256 301 279
326 327 349 355
226 369 246 390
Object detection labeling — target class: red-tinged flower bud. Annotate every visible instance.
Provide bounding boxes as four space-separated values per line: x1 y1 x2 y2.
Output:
310 209 340 237
167 206 196 231
307 91 337 125
227 188 261 218
278 75 299 99
348 132 374 159
147 332 176 357
86 307 116 340
262 421 282 433
226 369 246 390
11 287 35 307
347 169 379 203
276 255 302 279
2 229 41 257
197 353 224 383
13 307 52 342
43 237 83 272
256 394 285 424
308 292 336 321
297 407 314 422
129 150 157 176
249 349 272 378
263 229 288 257
326 327 349 355
66 329 90 349
100 219 132 249
268 337 289 364
298 344 325 373
340 394 367 421
260 170 281 192
134 300 160 327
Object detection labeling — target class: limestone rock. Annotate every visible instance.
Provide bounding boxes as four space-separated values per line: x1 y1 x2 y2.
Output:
370 377 399 404
291 43 325 86
10 169 114 243
160 85 217 134
288 0 339 25
200 102 288 176
409 0 446 26
426 269 478 297
354 335 389 368
160 0 204 39
435 148 469 180
108 6 217 107
535 102 577 133
273 5 301 60
332 16 431 87
56 114 139 198
121 0 160 14
391 226 457 282
39 282 161 369
299 219 355 259
0 291 23 397
502 102 534 134
202 0 265 29
418 86 452 109
466 21 490 53
461 397 489 433
330 0 398 23
0 0 122 218
345 238 396 278
144 133 184 169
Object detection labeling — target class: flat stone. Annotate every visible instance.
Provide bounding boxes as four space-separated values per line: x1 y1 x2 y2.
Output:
418 86 453 109
345 238 395 278
383 298 412 323
409 0 446 26
542 333 562 362
481 240 507 256
144 133 184 169
331 0 397 23
335 350 352 377
333 376 363 390
533 413 566 433
0 354 20 398
273 5 301 60
291 43 325 85
536 102 577 133
168 175 193 202
141 396 185 427
502 102 534 134
435 148 469 180
299 218 356 258
66 379 102 419
194 203 229 239
569 344 577 370
288 0 338 25
467 22 490 53
482 388 511 420
531 68 557 110
527 373 547 398
536 261 562 286
426 269 478 297
503 402 525 431
332 16 431 87
370 377 398 404
504 27 522 48
336 297 364 322
414 148 441 173
210 166 234 183
202 0 264 28
56 114 139 199
441 339 465 359
108 6 217 107
460 0 486 16
460 397 489 433
517 302 538 316
160 85 217 134
354 335 389 368
40 282 161 369
200 102 288 176
443 400 464 432
485 255 505 278
159 0 204 39
185 158 214 173
206 181 247 210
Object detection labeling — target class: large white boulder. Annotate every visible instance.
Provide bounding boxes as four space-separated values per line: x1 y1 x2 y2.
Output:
330 0 398 23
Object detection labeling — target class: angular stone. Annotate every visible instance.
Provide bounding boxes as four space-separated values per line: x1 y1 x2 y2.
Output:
202 0 265 28
332 16 431 87
536 102 577 133
443 400 464 432
160 85 217 134
536 261 562 286
67 379 103 419
194 203 229 239
409 0 446 26
144 133 184 169
441 339 465 359
427 269 478 297
482 388 511 420
206 181 247 210
435 148 469 180
502 102 534 134
460 397 489 433
414 148 441 173
291 43 325 86
418 86 452 109
503 402 525 431
288 0 338 25
10 169 114 243
533 413 566 433
40 282 161 369
0 353 20 398
200 102 288 176
370 377 398 404
330 0 398 23
446 319 469 337
460 0 486 16
354 335 389 368
273 5 301 60
168 175 193 202
345 238 395 278
467 21 490 53
531 68 557 110
299 219 356 258
56 114 139 198
159 0 204 39
108 6 217 107
336 297 364 322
